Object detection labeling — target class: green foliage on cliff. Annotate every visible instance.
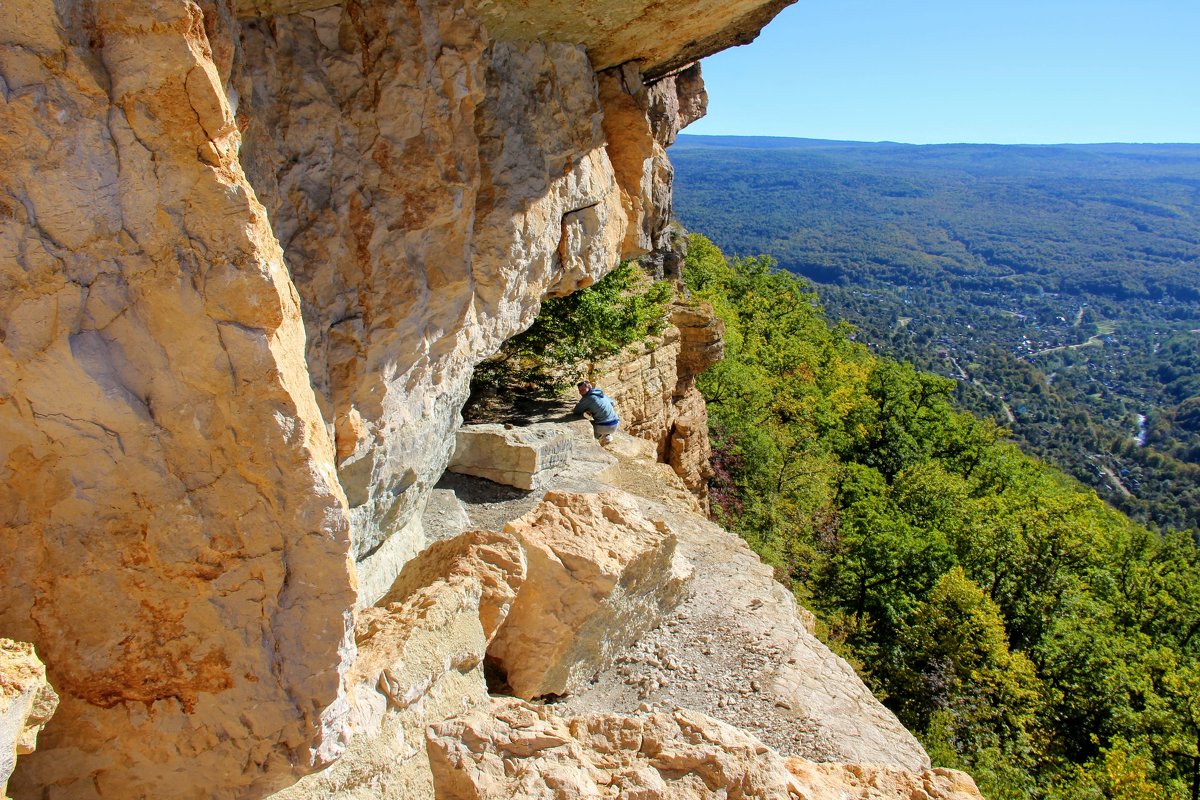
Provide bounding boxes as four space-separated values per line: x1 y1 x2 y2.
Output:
671 134 1200 536
684 234 1200 799
471 261 672 396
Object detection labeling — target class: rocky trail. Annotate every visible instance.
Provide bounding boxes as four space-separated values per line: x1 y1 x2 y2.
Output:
428 419 928 770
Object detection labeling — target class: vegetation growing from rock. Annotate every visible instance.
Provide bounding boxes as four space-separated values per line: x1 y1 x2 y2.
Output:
471 261 673 396
683 233 1200 799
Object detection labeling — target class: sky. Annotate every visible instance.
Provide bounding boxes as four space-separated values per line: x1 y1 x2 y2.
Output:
685 0 1200 144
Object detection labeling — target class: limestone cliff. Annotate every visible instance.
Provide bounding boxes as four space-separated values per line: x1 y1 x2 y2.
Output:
1 0 794 796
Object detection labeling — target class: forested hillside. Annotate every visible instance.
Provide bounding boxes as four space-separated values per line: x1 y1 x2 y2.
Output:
682 235 1200 799
670 135 1200 533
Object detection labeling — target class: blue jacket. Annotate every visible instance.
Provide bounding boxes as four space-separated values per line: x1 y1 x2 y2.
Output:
573 388 618 424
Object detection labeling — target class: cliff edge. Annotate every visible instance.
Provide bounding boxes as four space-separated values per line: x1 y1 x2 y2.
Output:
0 0 976 797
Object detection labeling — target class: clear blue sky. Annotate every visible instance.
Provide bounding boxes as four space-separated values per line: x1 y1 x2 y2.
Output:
686 0 1200 144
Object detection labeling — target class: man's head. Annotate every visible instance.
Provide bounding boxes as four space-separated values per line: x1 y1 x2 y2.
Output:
577 381 592 396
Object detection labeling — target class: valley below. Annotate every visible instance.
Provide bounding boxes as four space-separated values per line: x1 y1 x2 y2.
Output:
672 134 1200 533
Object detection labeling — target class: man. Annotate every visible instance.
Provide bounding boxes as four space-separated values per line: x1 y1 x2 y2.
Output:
573 380 619 444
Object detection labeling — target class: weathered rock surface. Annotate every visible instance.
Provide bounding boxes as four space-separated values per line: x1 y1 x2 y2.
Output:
448 423 580 490
1 641 58 800
560 446 931 772
474 0 795 77
785 759 982 800
2 0 964 795
487 490 693 698
599 64 672 258
1 0 792 792
598 61 705 260
647 64 709 151
238 11 626 596
427 699 802 799
232 0 793 79
423 488 473 544
369 528 527 644
269 528 526 800
672 300 727 379
426 699 981 800
1 3 357 796
591 301 724 505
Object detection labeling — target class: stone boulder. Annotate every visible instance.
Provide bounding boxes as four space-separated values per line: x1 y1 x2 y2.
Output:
447 423 586 490
427 699 982 800
426 699 802 799
367 529 527 644
0 641 57 800
785 759 982 800
269 529 526 800
487 490 692 698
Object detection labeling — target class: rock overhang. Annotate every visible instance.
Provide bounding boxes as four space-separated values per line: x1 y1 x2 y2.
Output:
232 0 797 78
0 0 797 795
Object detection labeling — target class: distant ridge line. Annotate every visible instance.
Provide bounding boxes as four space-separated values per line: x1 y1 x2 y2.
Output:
672 133 1200 152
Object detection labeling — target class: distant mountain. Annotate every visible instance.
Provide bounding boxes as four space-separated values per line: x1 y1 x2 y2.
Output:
674 133 1200 155
671 134 1200 302
670 133 1200 532
673 134 913 149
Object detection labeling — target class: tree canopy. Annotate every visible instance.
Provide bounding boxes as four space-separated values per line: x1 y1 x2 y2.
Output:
683 234 1200 799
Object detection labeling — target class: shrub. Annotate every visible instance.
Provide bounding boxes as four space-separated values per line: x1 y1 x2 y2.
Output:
471 262 673 397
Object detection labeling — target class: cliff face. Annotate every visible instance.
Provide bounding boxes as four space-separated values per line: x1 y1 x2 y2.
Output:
0 0 791 796
2 4 357 795
590 300 723 508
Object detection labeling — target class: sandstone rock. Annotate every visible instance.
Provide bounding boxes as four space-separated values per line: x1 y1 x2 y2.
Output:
785 759 983 800
672 300 726 379
665 388 715 500
488 490 692 698
423 488 473 544
589 301 723 506
368 529 527 644
648 63 710 148
597 62 712 260
0 0 835 793
269 529 525 800
426 699 803 799
238 12 628 590
448 423 581 490
2 3 357 795
1 641 58 800
425 698 981 800
640 220 692 281
599 63 672 257
474 0 796 77
234 0 795 78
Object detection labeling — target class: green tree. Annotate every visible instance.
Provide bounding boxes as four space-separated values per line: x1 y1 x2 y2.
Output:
471 261 672 395
893 568 1041 756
